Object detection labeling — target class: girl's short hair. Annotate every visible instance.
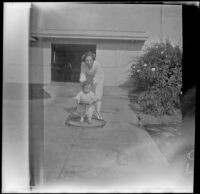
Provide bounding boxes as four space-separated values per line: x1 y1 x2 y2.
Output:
81 51 96 62
81 80 91 89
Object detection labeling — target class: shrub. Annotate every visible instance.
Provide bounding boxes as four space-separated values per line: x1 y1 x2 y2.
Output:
129 39 182 116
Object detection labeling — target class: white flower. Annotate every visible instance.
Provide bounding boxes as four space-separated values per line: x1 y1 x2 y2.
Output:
161 51 164 54
144 63 147 67
151 68 156 71
133 66 135 69
137 69 140 72
180 91 183 95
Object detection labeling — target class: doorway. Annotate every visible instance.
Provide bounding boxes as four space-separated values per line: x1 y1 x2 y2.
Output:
51 44 96 82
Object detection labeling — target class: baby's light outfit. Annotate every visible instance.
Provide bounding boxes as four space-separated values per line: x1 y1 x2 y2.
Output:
75 91 96 118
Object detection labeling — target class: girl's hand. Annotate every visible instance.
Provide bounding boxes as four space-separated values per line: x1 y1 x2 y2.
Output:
80 74 86 82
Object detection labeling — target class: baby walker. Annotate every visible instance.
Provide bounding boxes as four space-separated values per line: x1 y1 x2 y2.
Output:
65 100 106 128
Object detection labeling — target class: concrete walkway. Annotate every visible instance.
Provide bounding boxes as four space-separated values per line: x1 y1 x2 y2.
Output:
3 82 192 192
41 83 188 192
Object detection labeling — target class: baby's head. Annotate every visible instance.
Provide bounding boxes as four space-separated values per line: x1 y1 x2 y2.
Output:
81 81 91 94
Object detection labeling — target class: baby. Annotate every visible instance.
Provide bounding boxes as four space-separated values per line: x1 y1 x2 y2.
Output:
74 81 97 123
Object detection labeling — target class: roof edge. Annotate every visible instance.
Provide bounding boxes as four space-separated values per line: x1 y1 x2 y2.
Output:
30 32 148 41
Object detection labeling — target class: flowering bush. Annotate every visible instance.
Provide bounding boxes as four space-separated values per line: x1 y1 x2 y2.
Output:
129 40 182 116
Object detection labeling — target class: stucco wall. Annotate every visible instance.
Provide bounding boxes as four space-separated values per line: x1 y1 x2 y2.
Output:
29 44 43 83
43 42 51 84
29 4 182 85
29 41 51 84
96 40 144 86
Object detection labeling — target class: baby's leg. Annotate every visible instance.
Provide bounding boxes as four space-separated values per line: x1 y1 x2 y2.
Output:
96 101 102 114
77 104 86 122
80 110 85 122
87 105 95 122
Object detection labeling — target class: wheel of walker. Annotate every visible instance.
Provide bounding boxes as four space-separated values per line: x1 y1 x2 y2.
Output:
65 115 106 128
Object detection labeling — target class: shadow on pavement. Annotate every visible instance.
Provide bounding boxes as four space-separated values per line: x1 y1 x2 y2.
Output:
29 84 51 100
63 106 77 115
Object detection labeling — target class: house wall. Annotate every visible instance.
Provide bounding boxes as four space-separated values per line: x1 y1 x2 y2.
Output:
29 43 43 83
29 38 144 86
96 40 143 86
29 40 51 84
29 4 182 85
30 4 182 46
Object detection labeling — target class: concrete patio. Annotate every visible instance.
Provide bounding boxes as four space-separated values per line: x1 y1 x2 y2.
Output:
39 83 191 192
3 82 192 192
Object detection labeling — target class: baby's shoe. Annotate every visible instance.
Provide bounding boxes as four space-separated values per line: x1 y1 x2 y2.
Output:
96 113 103 120
93 112 102 120
80 117 84 123
98 114 103 120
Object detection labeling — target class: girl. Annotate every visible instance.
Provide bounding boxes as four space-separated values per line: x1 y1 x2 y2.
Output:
80 51 104 119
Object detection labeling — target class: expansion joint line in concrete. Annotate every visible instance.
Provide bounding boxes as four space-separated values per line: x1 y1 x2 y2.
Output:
56 129 81 179
141 128 171 167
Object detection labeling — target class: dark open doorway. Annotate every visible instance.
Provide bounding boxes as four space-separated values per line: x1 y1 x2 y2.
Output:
51 44 96 82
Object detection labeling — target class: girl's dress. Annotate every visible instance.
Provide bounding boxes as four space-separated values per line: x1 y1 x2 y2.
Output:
80 60 104 100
